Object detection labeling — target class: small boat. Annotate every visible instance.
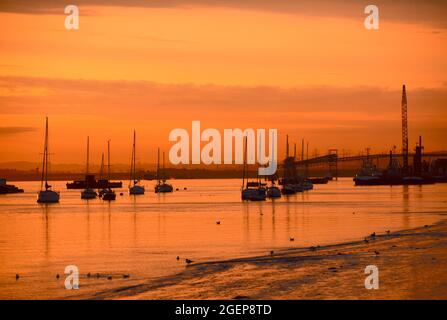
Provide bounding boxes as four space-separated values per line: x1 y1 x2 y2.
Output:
281 184 296 195
240 137 266 201
266 185 281 198
129 130 145 195
101 140 116 201
81 136 97 199
154 148 173 193
81 188 97 199
37 117 60 203
101 188 116 201
301 180 314 190
0 179 24 194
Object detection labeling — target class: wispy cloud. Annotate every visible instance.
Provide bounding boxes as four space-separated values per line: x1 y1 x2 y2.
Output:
0 126 36 136
1 0 446 28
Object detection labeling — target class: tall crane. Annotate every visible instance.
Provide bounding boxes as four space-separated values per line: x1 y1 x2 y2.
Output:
401 84 409 174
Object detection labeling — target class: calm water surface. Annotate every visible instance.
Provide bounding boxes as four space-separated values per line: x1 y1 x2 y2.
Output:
0 178 446 298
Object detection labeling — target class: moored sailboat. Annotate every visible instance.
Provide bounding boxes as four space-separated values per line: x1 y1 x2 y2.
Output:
37 117 60 203
154 148 173 193
81 136 97 199
101 140 116 201
241 136 266 201
129 130 145 195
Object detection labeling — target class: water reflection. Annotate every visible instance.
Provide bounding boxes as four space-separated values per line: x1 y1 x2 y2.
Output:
0 178 445 299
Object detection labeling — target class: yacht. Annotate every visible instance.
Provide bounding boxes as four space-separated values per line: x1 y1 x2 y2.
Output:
154 148 173 193
81 136 97 199
128 130 145 195
101 140 116 201
241 137 266 201
37 117 60 203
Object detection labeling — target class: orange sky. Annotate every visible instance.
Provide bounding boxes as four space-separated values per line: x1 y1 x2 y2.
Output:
0 1 446 165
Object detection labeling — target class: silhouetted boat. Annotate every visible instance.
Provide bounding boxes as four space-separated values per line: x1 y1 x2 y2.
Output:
154 148 173 193
241 137 266 201
354 150 434 186
37 117 60 203
129 130 145 195
101 140 116 201
81 136 97 199
0 179 24 194
266 185 281 198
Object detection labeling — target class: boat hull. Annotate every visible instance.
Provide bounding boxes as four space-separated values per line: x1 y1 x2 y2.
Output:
101 190 116 201
81 188 97 199
155 184 173 193
37 190 60 203
129 185 145 195
266 187 281 198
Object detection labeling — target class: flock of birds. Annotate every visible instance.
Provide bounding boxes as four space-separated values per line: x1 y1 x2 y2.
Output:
15 216 420 282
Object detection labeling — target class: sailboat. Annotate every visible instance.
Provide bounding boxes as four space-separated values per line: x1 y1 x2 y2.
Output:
101 140 116 201
241 136 266 201
266 133 281 198
98 153 106 197
81 136 97 199
129 130 145 195
154 148 173 193
37 117 60 203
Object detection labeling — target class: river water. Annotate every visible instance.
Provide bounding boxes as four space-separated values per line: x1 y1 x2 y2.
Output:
0 178 446 299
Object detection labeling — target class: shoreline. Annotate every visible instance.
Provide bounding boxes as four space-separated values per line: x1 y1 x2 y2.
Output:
80 219 447 300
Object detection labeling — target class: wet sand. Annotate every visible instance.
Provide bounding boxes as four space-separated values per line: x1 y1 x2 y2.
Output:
83 219 447 300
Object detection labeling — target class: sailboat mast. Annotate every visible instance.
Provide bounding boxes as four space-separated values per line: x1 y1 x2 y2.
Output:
100 153 104 179
86 136 90 175
45 117 49 190
40 118 47 191
163 151 166 180
157 148 160 183
129 131 135 187
107 140 111 181
133 130 136 184
242 136 247 188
